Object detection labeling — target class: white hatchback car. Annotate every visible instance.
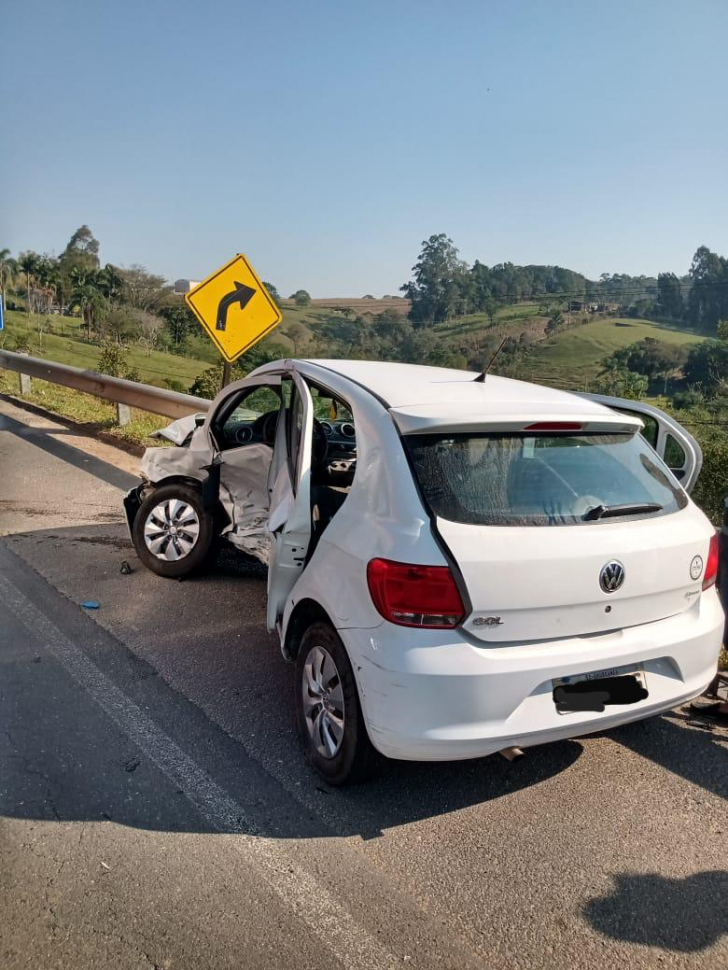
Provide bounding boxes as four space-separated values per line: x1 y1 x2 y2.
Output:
125 360 724 784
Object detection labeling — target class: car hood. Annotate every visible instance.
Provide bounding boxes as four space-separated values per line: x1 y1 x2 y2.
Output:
140 424 214 484
150 413 207 446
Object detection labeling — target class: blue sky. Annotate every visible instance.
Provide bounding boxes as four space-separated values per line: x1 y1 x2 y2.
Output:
3 0 727 296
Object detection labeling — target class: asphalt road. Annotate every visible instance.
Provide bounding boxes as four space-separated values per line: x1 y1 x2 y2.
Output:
1 395 726 970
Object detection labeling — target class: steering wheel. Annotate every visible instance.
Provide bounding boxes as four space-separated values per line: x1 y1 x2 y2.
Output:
312 419 329 469
250 410 328 467
251 410 279 445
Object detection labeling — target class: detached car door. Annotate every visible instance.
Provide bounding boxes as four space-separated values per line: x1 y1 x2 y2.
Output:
580 393 703 493
266 371 314 632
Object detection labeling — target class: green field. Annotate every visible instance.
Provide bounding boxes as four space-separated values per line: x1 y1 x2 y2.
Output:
434 302 543 337
515 317 705 390
0 306 348 390
1 304 707 406
1 310 213 388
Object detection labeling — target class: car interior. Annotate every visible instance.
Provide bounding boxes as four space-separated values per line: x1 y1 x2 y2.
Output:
210 378 356 553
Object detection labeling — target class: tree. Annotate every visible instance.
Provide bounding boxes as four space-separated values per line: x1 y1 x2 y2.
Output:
682 338 728 396
482 297 497 326
656 272 684 320
97 263 124 302
606 338 688 390
687 246 728 334
119 265 170 311
401 234 469 327
262 281 280 304
0 249 18 312
58 226 101 305
17 252 41 321
286 321 308 353
158 302 197 347
290 289 311 307
69 265 108 335
362 294 375 300
595 365 648 399
61 225 100 263
104 307 138 344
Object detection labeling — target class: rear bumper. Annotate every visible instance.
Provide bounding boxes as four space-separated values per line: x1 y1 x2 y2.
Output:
341 591 725 761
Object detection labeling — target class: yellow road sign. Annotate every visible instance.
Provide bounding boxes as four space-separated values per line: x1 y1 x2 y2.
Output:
184 254 282 363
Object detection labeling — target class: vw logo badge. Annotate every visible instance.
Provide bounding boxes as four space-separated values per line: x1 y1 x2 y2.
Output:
600 560 625 594
690 555 703 581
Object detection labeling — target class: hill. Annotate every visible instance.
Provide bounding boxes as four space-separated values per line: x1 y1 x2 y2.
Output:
514 317 705 390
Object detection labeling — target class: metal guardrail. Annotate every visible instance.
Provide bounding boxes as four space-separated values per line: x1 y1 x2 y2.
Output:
0 349 211 421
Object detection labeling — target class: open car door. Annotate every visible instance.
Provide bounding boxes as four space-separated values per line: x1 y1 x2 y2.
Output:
266 371 314 632
206 375 284 564
580 393 703 493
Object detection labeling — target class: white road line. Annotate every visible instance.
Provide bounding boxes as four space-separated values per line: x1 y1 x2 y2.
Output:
0 573 400 970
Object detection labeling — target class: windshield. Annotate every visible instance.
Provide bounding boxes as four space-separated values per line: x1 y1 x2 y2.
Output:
406 432 687 526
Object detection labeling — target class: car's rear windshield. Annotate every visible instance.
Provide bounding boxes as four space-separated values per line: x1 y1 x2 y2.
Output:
405 432 687 526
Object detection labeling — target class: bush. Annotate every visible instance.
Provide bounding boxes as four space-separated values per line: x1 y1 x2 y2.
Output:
11 332 31 353
97 341 128 378
164 377 186 393
189 361 233 398
691 437 728 526
290 289 311 307
673 388 705 410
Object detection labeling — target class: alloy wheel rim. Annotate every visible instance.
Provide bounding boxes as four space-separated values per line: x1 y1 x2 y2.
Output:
302 645 345 759
143 498 200 561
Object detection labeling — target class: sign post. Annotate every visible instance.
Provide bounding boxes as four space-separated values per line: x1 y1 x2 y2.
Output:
184 254 282 387
0 295 4 332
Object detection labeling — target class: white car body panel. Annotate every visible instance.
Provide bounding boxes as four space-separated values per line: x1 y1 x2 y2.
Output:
439 504 714 643
266 371 315 630
136 359 724 764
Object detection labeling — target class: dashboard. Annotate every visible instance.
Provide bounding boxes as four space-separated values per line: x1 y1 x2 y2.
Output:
318 419 357 460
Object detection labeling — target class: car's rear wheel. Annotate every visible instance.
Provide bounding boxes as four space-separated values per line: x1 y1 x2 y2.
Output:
132 483 216 578
294 621 377 785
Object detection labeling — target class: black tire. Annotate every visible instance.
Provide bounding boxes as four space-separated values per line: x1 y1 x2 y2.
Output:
132 483 217 579
294 621 377 785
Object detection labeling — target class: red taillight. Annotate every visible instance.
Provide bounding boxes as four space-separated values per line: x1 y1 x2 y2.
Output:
524 422 583 432
366 559 465 628
703 534 719 590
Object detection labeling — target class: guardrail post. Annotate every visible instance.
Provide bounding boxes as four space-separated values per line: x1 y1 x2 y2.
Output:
16 352 31 394
116 402 132 427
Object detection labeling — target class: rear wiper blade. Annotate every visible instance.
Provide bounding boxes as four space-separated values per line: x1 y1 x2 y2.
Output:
583 502 663 521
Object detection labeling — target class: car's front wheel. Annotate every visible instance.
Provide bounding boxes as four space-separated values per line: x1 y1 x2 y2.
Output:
132 483 216 578
294 621 377 785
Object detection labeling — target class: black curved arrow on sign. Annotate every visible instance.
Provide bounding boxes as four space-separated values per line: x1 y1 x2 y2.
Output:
216 281 256 331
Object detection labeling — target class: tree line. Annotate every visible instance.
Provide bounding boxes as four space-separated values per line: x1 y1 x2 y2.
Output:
401 234 728 336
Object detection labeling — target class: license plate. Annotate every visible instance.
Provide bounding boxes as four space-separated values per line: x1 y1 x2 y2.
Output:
552 664 648 715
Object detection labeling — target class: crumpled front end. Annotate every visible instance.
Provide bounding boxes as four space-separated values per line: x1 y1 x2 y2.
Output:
140 424 214 484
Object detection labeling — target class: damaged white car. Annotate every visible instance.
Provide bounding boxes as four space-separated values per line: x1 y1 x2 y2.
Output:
124 359 723 784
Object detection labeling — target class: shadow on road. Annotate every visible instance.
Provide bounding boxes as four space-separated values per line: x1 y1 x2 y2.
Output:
3 516 724 849
584 870 728 951
0 408 137 490
1 524 584 841
608 712 728 802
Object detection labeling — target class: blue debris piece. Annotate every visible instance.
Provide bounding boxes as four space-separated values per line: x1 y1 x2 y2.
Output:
81 601 100 610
